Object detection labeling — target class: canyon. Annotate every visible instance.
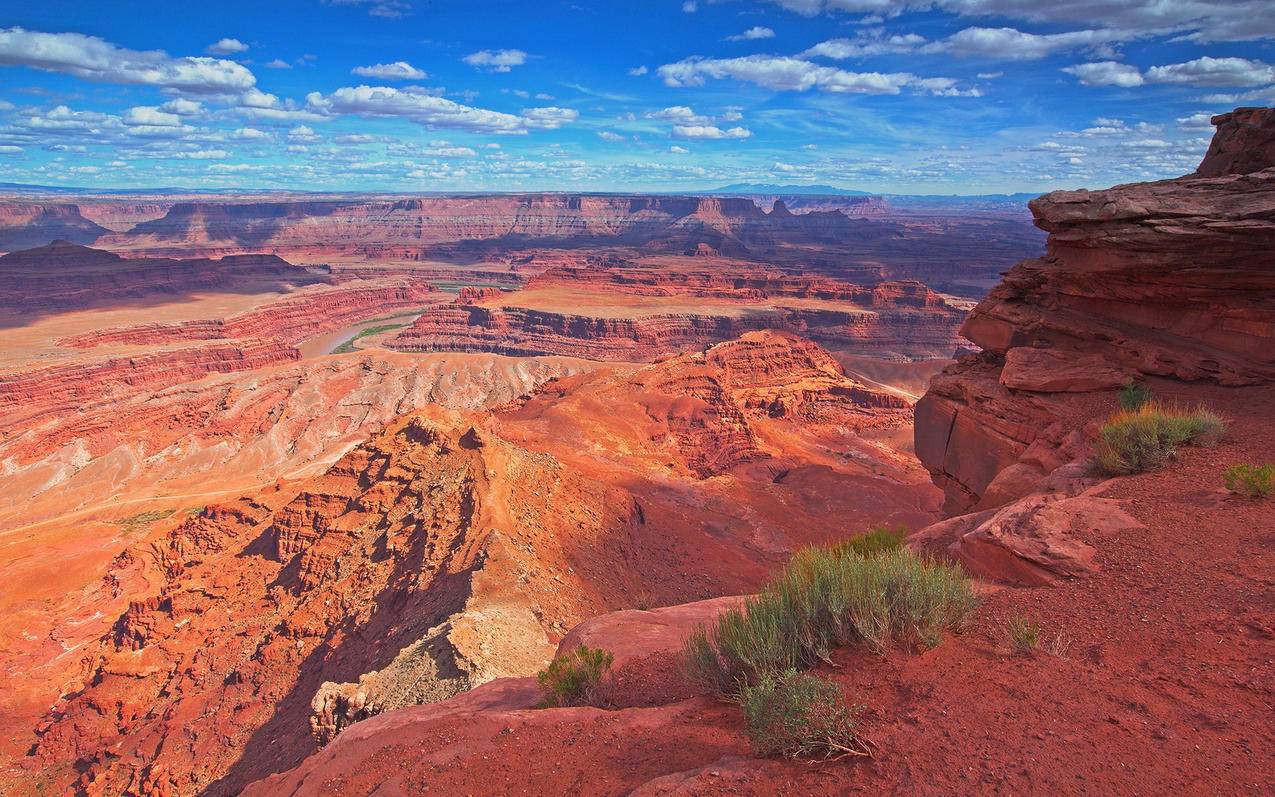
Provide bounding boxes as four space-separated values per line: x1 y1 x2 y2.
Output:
0 109 1271 797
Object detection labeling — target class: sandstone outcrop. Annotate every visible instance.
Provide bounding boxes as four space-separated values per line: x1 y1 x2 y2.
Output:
916 107 1275 513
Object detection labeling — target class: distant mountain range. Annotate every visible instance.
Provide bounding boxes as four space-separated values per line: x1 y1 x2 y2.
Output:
708 183 876 196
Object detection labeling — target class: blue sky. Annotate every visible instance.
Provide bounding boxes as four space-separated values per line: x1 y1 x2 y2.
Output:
0 0 1272 193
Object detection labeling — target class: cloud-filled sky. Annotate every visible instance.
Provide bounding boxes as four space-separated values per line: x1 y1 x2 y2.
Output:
0 0 1272 193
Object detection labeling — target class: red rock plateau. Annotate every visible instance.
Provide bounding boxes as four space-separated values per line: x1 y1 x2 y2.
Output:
218 110 1275 795
10 332 936 795
388 261 967 362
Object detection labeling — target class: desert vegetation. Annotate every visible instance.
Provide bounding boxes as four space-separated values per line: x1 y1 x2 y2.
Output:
536 644 614 708
680 528 975 758
1003 615 1041 654
740 669 871 760
1118 382 1154 411
1223 464 1275 498
1095 402 1225 475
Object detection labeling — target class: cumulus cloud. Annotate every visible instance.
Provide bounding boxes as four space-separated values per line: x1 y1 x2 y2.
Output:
755 0 1275 44
628 65 649 76
325 0 413 19
670 145 689 153
728 26 776 41
1066 57 1275 88
803 32 926 59
597 130 625 142
647 105 712 124
658 54 972 96
160 98 204 116
123 106 183 127
352 61 427 80
305 85 575 134
672 124 752 139
0 27 257 94
463 49 528 72
206 38 248 55
1063 60 1145 87
265 58 292 69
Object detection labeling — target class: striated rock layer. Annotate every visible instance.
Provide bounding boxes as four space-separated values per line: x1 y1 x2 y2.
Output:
18 332 938 796
916 106 1275 514
57 277 440 348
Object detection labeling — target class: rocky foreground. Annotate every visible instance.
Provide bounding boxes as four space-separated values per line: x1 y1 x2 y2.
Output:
247 108 1273 794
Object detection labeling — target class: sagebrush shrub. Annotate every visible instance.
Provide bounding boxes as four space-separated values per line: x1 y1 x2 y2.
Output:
681 546 977 696
829 524 906 558
1118 382 1154 411
741 669 869 760
1223 464 1275 498
1096 402 1225 475
536 644 613 708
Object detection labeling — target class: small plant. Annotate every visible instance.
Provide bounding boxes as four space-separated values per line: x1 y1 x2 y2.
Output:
536 644 613 708
1118 382 1154 411
1095 402 1225 475
829 524 907 558
1223 464 1275 498
681 546 977 696
1004 615 1041 654
740 669 870 760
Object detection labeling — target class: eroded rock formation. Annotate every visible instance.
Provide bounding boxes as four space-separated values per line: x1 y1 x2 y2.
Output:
916 106 1275 515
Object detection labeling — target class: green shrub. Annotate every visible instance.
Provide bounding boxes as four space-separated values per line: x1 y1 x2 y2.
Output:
829 524 907 558
1223 464 1275 498
1004 615 1040 654
741 669 869 760
681 546 977 697
1096 402 1225 475
1118 382 1154 411
536 644 613 708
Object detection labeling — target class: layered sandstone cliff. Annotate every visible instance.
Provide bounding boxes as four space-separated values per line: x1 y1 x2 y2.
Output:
916 107 1275 514
0 204 108 249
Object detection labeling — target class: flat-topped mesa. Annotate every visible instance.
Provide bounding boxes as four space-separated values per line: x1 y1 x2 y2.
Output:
455 285 505 304
0 242 326 312
0 205 108 249
916 106 1275 513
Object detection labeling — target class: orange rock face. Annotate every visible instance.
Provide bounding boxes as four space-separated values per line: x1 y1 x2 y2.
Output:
916 108 1275 513
14 332 938 796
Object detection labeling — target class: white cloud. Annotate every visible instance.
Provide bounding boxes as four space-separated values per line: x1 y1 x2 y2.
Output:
1066 56 1275 89
647 105 712 124
1176 111 1217 129
672 124 752 139
306 85 574 134
1146 56 1275 87
728 26 776 42
232 126 270 139
206 38 249 55
803 32 925 59
265 58 292 69
682 1 698 11
658 54 973 96
628 65 649 76
0 145 22 153
597 130 625 142
326 0 413 19
352 61 427 80
934 26 1121 60
670 145 689 154
463 49 528 72
0 27 257 94
122 106 183 127
288 124 320 141
1063 60 1145 87
160 98 204 116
